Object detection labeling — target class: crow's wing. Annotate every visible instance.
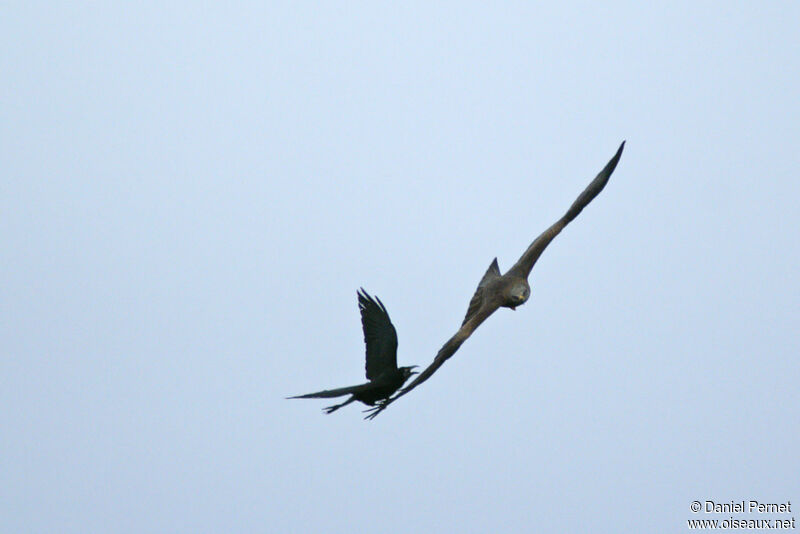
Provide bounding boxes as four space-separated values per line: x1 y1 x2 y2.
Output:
507 141 625 279
462 257 501 326
287 381 375 399
358 289 399 380
365 302 498 419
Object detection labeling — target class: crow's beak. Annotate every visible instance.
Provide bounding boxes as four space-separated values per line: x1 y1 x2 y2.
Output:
409 365 419 376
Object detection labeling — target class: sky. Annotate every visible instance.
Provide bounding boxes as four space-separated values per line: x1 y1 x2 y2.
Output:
2 2 799 532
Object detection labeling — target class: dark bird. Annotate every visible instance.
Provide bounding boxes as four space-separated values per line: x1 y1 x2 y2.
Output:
288 289 418 414
365 141 625 419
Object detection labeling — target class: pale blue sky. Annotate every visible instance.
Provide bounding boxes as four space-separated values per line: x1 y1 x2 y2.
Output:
3 2 799 532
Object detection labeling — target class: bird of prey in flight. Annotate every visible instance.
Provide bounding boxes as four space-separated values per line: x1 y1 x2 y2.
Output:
288 289 418 414
365 141 625 419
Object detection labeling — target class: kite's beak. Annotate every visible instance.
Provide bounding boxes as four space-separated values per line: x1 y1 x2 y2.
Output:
409 365 419 376
510 306 516 311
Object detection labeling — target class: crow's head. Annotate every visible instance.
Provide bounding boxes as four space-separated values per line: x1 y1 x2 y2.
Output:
400 366 419 382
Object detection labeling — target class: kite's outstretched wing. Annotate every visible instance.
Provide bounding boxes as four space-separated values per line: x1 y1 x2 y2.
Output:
366 141 625 420
358 289 399 380
507 141 625 279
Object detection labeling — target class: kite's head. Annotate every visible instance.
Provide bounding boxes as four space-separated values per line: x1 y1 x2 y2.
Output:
505 281 530 310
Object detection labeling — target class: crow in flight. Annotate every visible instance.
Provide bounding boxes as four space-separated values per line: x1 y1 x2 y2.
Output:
288 289 418 414
365 141 625 419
